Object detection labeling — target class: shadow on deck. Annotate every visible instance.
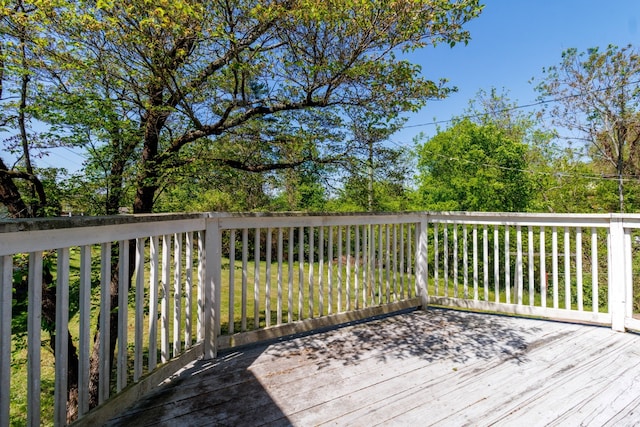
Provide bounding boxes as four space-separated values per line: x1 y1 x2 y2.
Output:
105 308 640 426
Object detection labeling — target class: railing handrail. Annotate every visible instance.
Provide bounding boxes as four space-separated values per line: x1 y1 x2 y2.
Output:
3 210 640 426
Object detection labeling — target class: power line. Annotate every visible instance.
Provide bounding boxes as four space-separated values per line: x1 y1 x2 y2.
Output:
400 78 640 130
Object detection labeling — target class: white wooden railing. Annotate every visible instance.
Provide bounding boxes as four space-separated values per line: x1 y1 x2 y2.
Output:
1 212 639 426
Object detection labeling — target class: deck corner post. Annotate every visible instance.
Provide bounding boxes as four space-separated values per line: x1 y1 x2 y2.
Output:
608 215 627 332
204 217 222 359
416 218 429 310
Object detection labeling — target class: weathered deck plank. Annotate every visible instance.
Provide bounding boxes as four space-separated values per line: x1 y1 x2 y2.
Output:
105 308 640 426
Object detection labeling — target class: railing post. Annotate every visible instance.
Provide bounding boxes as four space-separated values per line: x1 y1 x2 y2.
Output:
416 217 429 310
608 215 627 332
1 256 12 427
204 216 222 359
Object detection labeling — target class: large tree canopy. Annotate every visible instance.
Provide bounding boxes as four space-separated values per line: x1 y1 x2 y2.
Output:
416 118 533 212
1 0 483 215
1 2 484 421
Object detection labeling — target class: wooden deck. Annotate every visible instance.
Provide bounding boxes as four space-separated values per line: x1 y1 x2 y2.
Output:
105 308 640 426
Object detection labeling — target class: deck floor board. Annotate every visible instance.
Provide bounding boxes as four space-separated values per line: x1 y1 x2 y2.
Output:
105 308 640 426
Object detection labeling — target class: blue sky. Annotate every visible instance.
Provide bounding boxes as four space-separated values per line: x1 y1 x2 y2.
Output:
392 0 640 146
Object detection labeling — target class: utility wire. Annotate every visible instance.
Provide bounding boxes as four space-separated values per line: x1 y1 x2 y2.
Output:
400 78 640 130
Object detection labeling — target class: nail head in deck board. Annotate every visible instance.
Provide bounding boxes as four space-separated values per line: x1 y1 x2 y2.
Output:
104 308 640 426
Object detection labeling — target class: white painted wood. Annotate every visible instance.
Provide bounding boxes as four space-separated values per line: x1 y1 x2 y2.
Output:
342 226 348 312
99 243 111 404
624 228 633 321
241 229 248 331
516 225 523 305
277 228 283 325
373 225 378 305
429 297 611 325
185 232 193 347
404 225 409 298
254 228 261 328
416 220 429 309
354 225 360 309
424 211 613 228
362 225 368 307
117 240 129 392
2 212 622 258
78 246 91 417
298 227 304 320
27 251 43 427
215 212 424 231
564 227 571 310
453 224 458 298
483 225 488 301
552 227 559 309
399 224 405 299
149 236 159 372
385 224 391 303
135 237 145 381
361 225 366 308
528 226 534 306
197 231 205 342
369 225 375 306
472 225 478 300
444 224 449 298
392 224 398 301
576 227 583 311
359 226 364 308
416 222 420 298
505 226 511 304
367 225 373 306
378 225 384 305
265 228 272 327
371 225 377 305
288 228 294 322
494 227 499 303
319 226 325 315
592 228 599 313
462 224 473 298
328 226 334 314
0 218 205 257
540 227 547 308
308 226 314 318
203 218 221 359
434 223 439 296
54 248 70 427
0 256 12 426
212 211 625 232
161 235 171 363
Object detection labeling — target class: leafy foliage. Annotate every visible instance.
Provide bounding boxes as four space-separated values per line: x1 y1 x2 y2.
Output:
536 45 640 212
416 119 533 212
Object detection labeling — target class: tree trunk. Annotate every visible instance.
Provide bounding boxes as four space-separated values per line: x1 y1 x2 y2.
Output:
617 126 625 213
133 108 166 214
106 156 127 215
0 158 29 218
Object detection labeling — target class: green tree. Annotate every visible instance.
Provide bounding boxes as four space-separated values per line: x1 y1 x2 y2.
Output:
0 1 57 218
26 0 482 216
416 118 533 212
535 45 640 212
1 0 483 420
